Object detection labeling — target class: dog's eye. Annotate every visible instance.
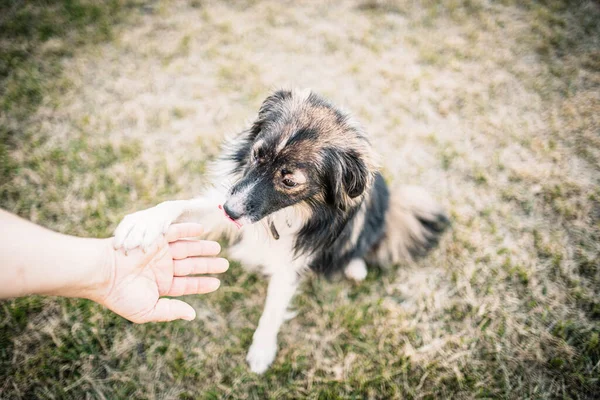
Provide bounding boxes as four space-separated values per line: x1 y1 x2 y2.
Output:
282 178 297 188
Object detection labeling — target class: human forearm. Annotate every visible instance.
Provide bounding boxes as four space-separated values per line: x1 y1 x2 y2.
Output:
0 209 229 323
0 210 110 299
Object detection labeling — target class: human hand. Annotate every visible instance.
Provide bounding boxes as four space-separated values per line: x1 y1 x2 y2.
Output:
93 223 228 323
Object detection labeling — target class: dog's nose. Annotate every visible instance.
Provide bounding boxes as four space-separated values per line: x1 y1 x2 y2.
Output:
223 203 242 220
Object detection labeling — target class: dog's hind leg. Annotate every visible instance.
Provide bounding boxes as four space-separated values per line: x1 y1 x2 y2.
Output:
344 258 368 282
246 267 299 374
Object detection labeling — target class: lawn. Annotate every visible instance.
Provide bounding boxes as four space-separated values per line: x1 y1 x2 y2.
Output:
1 0 599 398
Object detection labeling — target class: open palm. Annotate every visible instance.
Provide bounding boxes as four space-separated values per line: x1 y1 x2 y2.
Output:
98 223 228 323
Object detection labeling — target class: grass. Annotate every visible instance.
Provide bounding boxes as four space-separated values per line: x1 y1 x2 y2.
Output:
1 0 600 398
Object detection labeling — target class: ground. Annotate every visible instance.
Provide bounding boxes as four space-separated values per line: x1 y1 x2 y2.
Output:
1 0 599 399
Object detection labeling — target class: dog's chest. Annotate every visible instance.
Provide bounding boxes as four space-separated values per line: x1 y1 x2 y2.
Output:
226 209 310 276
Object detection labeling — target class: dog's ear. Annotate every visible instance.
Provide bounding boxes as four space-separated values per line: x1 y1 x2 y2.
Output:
324 148 370 210
341 149 369 199
248 90 292 139
258 90 291 117
231 90 293 170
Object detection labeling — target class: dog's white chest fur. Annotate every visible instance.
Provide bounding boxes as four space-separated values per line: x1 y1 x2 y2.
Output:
228 207 310 276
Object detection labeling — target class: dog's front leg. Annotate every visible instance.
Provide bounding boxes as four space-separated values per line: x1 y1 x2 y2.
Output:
113 188 227 252
247 268 299 374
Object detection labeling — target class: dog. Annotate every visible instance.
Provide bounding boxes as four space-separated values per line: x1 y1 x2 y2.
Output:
113 89 449 374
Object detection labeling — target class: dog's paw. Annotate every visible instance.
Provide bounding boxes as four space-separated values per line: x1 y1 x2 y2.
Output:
113 205 176 252
246 335 277 374
344 258 367 282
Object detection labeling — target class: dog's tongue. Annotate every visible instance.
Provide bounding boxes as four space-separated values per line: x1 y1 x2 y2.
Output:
218 205 242 229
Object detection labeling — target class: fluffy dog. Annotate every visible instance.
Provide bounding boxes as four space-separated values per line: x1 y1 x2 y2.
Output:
114 89 449 373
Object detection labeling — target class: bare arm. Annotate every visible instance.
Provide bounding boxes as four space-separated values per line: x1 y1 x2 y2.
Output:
0 209 229 323
0 209 109 300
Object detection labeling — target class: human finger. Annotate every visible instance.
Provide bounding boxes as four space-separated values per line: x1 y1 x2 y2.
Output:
166 277 221 296
137 298 196 322
173 257 229 276
169 240 221 260
165 223 205 242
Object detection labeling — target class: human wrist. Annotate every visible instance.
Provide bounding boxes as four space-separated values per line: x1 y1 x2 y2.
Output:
79 238 115 303
50 236 115 302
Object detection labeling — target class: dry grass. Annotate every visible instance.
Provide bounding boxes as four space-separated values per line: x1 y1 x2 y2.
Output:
1 0 599 398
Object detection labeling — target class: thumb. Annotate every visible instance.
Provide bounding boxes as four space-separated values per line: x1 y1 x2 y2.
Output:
142 298 196 322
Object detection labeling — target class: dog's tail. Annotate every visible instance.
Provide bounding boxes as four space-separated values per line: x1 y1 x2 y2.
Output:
368 185 450 266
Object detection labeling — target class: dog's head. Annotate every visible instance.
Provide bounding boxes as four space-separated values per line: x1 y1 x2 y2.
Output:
222 89 377 225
